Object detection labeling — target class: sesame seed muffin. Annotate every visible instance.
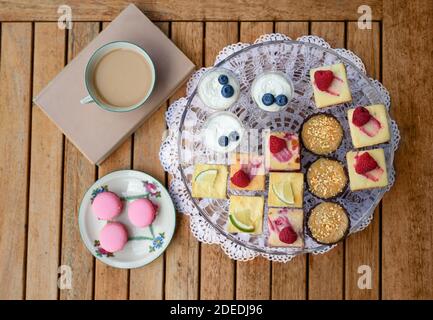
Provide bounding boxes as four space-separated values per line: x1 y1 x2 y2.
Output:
307 202 350 245
301 114 343 155
307 158 347 199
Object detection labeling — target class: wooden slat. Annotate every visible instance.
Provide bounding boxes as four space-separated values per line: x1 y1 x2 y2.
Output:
0 22 32 300
94 21 131 300
235 21 273 300
308 22 345 300
26 23 65 300
345 22 380 300
200 22 237 300
60 22 99 300
274 22 309 40
0 1 383 21
382 0 433 299
128 22 169 300
164 22 202 300
271 22 309 300
94 140 131 299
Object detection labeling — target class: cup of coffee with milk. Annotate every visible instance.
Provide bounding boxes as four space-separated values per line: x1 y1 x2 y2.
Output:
81 41 155 112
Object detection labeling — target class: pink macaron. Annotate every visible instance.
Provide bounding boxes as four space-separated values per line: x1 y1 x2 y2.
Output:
99 222 128 253
128 198 156 228
92 191 123 220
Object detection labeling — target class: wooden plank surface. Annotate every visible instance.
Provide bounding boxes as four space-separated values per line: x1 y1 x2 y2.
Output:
0 22 33 300
199 22 238 300
26 23 65 300
271 22 309 300
128 22 168 300
164 22 202 300
0 1 383 22
235 21 273 300
345 22 381 300
382 0 433 299
60 22 99 300
94 21 132 299
308 21 345 300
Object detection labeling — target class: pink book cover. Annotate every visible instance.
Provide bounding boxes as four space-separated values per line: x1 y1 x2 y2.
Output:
34 4 195 165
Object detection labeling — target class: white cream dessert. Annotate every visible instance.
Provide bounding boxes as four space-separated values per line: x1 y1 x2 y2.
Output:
202 112 244 153
197 67 240 110
251 71 293 112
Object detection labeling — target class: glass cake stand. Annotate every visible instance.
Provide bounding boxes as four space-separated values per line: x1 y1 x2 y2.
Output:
176 39 398 257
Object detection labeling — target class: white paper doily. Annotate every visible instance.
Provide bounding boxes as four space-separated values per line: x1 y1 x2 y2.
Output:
159 34 400 262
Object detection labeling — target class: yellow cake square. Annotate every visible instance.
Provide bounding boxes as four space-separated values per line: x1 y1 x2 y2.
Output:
227 195 264 234
229 153 265 191
192 164 228 199
267 208 304 247
348 104 391 148
264 132 301 171
346 149 388 191
310 63 352 108
268 172 304 208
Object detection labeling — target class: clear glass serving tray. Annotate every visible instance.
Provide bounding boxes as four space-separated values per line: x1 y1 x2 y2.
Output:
174 37 399 258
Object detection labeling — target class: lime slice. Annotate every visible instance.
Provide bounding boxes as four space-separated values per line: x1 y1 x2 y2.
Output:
229 210 255 232
272 181 295 204
195 169 218 184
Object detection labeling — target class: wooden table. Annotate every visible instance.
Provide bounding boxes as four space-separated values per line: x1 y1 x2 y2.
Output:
0 0 432 300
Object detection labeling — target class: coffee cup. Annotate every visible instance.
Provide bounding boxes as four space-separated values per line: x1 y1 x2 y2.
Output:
80 41 156 112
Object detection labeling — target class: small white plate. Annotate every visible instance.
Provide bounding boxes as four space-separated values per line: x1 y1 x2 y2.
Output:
79 170 176 269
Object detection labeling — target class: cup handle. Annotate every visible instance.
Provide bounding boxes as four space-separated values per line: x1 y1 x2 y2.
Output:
80 95 94 104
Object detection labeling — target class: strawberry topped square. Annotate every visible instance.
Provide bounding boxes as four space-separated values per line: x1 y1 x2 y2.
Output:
264 131 301 171
348 105 391 148
310 63 352 108
267 208 304 247
346 149 388 191
229 153 265 191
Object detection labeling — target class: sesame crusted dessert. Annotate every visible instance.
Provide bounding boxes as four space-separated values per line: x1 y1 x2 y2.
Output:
307 158 347 199
307 202 350 245
301 114 343 155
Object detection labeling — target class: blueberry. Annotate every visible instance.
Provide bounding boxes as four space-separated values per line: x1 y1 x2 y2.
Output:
275 94 288 106
218 135 229 147
229 131 240 142
218 74 229 85
262 93 275 106
221 84 234 98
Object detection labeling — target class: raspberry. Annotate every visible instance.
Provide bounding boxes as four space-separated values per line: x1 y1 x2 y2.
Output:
269 135 287 154
279 225 298 244
230 170 251 188
355 152 378 175
352 106 371 127
314 70 335 91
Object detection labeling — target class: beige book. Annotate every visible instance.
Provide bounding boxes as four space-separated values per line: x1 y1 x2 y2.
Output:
34 4 195 164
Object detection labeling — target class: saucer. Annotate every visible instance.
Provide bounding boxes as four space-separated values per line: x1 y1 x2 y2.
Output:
79 170 176 269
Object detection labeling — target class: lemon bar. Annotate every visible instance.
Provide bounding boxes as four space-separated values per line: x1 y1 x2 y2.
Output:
192 164 228 199
227 195 264 234
268 172 304 208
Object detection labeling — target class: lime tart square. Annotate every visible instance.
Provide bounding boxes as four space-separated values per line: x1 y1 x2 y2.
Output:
227 195 264 234
348 104 391 148
229 153 265 191
346 148 388 191
267 208 304 247
268 172 304 208
310 63 352 108
192 164 228 199
264 132 301 171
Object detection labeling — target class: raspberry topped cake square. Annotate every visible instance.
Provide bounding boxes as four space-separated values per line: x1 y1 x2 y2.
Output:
229 153 265 191
264 132 301 171
192 164 228 199
267 208 304 247
310 63 352 108
227 195 264 234
348 105 391 148
346 149 388 191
